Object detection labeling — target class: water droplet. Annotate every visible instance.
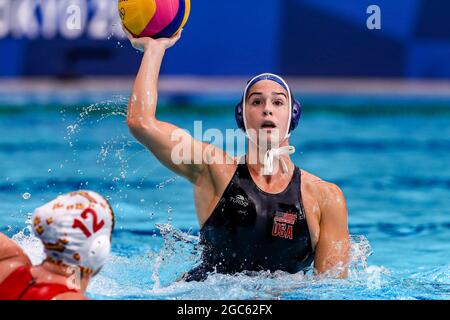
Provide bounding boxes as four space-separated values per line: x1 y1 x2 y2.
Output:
48 168 52 173
22 193 31 200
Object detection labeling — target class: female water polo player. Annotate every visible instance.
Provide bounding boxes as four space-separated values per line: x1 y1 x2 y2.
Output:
0 191 114 300
125 30 350 281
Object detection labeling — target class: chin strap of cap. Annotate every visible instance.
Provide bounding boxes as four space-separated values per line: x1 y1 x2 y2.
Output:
263 145 296 176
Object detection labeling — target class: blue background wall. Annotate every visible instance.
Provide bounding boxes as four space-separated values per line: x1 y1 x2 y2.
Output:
0 0 449 78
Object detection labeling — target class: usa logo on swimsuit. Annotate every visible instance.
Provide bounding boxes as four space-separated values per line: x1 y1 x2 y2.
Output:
271 212 297 240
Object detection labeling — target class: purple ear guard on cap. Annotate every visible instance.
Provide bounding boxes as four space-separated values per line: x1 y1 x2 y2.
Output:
235 74 302 133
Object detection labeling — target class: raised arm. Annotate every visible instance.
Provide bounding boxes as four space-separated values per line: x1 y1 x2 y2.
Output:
313 183 350 278
125 30 212 184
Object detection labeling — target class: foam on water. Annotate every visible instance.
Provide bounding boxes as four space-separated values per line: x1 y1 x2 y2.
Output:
12 218 422 300
12 221 383 299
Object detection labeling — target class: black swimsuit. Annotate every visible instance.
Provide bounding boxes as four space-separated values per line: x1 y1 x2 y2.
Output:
184 160 314 282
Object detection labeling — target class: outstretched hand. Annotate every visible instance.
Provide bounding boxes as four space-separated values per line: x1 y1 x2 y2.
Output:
122 26 183 53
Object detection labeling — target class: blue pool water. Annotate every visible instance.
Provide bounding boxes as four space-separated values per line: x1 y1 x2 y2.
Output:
1 95 449 300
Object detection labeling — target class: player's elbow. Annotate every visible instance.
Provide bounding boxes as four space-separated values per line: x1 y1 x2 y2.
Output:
127 117 142 133
127 116 154 138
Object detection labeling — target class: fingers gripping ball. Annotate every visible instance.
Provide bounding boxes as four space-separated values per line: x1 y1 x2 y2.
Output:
119 0 190 38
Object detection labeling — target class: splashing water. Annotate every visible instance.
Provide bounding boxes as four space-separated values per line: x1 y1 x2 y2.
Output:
64 96 128 143
62 96 155 217
12 226 44 265
22 192 31 200
143 232 384 300
14 222 436 300
149 223 201 289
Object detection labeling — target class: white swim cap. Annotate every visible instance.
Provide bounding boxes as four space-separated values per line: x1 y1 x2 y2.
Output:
31 191 114 275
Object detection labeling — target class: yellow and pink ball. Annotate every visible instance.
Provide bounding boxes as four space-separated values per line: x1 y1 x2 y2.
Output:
118 0 190 39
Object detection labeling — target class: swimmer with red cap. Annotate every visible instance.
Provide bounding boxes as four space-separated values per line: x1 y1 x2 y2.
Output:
124 30 350 281
0 191 114 300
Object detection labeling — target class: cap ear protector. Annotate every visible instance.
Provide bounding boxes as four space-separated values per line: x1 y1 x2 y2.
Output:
235 73 302 134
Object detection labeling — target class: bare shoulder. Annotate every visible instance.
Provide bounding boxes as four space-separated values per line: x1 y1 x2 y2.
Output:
0 233 32 283
53 292 89 300
300 170 342 195
300 170 347 217
0 233 30 264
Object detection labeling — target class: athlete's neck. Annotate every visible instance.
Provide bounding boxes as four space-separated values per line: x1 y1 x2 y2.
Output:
32 261 90 293
246 139 294 180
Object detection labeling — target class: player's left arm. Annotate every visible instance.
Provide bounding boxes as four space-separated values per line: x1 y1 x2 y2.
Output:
313 183 350 278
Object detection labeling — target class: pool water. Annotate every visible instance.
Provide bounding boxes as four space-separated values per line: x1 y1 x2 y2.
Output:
1 96 449 300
